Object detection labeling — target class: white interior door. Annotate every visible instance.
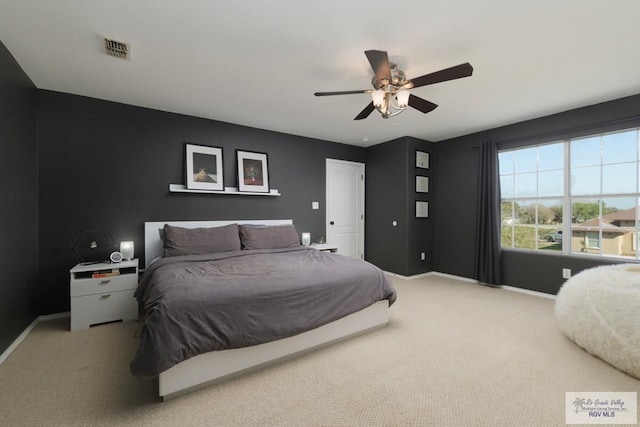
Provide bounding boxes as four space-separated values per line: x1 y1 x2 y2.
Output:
326 159 365 259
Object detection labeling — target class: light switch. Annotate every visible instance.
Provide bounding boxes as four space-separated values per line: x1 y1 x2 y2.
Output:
312 202 319 210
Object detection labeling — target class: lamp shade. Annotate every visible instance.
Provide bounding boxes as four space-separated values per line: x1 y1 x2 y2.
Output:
301 232 311 246
371 90 385 107
396 90 410 107
120 241 134 260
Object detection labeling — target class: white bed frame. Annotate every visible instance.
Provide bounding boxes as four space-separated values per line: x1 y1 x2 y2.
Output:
143 220 390 400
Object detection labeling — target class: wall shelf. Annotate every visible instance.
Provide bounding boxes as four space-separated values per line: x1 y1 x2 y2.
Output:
169 184 281 196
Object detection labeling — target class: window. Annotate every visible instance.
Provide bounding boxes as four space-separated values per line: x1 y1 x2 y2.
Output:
499 142 564 251
499 128 640 260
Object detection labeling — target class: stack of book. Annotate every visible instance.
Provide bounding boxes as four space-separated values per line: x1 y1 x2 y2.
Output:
91 269 120 278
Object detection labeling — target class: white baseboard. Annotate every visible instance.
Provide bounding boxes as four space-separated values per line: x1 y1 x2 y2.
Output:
383 271 432 280
386 270 555 299
430 271 555 298
0 312 69 366
385 270 478 282
428 271 479 284
500 285 556 299
38 312 70 321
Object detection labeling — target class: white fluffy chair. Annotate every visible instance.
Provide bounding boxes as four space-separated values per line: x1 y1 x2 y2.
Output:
555 264 640 379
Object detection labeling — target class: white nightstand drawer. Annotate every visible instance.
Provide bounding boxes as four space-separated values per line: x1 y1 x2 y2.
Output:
70 274 137 297
71 289 137 321
69 259 139 331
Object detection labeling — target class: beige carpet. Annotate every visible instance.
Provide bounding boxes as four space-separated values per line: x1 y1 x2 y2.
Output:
1 275 638 426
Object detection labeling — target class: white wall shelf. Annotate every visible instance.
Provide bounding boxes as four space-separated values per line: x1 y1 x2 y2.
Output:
169 184 281 196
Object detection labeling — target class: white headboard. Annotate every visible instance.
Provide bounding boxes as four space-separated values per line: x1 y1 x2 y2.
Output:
143 219 293 269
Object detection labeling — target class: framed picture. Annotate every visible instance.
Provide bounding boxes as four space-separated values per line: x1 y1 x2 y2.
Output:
185 143 224 191
416 201 429 218
416 176 429 193
237 150 269 193
416 151 429 169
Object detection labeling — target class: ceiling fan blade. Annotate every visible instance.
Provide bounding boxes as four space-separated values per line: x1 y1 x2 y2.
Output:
354 102 375 120
408 94 438 114
408 63 473 89
365 50 392 86
314 89 371 96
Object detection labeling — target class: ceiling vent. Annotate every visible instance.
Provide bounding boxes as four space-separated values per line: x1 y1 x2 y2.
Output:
100 36 130 60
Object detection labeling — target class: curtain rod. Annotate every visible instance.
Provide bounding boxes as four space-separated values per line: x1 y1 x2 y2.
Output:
469 113 640 150
500 114 640 147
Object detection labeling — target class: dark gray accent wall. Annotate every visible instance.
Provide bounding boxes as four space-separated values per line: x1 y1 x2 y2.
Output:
433 93 640 294
37 90 365 315
5 32 640 354
406 137 434 275
366 136 433 276
0 41 38 353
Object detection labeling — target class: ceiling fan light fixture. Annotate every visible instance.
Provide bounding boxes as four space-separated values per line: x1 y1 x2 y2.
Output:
314 50 472 121
396 90 410 107
371 90 385 107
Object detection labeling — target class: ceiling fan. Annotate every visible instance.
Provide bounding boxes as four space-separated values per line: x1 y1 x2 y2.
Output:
314 50 473 120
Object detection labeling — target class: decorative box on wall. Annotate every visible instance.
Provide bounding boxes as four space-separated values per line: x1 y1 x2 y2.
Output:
416 201 429 218
415 150 429 169
416 176 429 193
415 150 430 218
69 259 139 331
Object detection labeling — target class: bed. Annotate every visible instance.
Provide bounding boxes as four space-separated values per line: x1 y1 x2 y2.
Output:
132 219 396 400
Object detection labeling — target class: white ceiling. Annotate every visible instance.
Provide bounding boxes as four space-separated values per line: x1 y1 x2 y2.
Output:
1 1 640 147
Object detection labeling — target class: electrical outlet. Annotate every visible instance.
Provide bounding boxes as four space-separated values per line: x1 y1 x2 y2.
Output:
421 252 426 261
312 202 319 210
562 268 571 279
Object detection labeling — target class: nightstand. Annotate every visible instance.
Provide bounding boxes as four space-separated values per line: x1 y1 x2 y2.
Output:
69 259 139 331
310 243 339 253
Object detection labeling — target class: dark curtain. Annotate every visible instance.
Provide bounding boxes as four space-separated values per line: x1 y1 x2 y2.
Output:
474 140 503 285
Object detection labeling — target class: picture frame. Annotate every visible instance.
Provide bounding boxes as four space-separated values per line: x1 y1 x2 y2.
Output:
416 176 429 193
416 151 429 169
185 143 224 191
416 201 429 218
237 150 270 193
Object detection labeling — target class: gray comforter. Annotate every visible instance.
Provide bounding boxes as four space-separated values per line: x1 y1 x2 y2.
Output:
130 247 396 378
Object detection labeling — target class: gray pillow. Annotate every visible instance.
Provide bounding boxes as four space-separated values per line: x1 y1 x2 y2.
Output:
239 224 300 250
163 223 241 257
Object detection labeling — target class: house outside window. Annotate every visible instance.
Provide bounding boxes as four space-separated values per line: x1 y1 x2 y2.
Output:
499 128 640 260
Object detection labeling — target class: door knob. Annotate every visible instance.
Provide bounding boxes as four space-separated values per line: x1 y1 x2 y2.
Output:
330 221 335 225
